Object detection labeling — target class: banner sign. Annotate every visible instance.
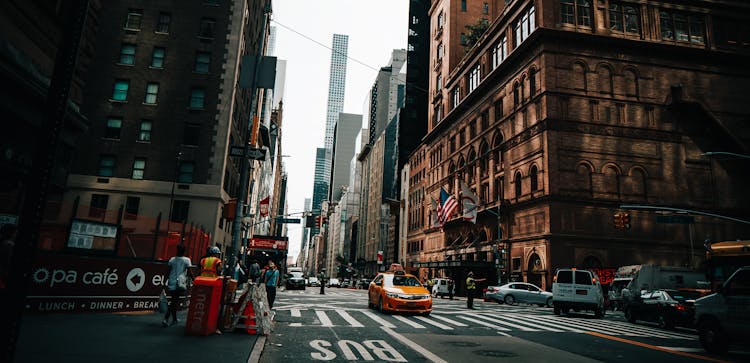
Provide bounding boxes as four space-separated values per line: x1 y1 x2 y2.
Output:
249 237 288 251
587 268 616 286
26 252 170 313
67 219 119 250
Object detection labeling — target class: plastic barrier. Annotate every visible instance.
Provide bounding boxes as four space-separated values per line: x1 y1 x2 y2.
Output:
185 276 223 335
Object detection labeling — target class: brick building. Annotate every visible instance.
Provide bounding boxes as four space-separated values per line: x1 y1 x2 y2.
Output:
407 0 750 292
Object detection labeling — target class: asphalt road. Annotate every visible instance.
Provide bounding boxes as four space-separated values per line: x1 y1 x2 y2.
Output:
259 287 750 363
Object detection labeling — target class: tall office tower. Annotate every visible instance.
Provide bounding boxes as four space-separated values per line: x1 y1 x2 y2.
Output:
330 113 363 202
364 49 406 145
323 34 349 185
65 0 271 246
311 147 328 237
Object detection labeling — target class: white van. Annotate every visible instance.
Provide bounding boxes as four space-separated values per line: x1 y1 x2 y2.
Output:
552 268 605 318
431 278 455 298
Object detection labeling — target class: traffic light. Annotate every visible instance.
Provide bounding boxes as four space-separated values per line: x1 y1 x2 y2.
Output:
613 212 624 229
622 212 631 230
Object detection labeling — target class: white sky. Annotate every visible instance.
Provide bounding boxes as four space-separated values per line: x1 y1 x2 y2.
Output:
272 1 409 259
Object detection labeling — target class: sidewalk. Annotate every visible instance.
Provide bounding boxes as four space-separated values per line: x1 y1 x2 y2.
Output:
15 308 264 363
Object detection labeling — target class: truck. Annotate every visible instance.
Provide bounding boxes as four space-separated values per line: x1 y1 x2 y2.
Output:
694 266 750 354
621 264 707 307
704 240 750 291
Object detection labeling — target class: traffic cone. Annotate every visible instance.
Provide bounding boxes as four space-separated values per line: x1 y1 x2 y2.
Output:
242 302 257 334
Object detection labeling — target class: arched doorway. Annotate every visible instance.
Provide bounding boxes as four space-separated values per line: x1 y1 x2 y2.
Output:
582 255 602 269
527 253 544 288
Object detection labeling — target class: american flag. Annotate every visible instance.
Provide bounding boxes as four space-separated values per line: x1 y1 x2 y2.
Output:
438 187 458 225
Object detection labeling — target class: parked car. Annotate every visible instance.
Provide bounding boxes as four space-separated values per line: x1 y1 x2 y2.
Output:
431 278 455 299
368 270 432 316
327 278 341 288
486 282 553 307
285 272 306 290
552 268 605 318
625 289 707 329
307 277 320 287
695 266 750 354
341 279 352 288
356 278 371 289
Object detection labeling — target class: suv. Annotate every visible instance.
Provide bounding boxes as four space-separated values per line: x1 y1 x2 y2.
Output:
694 266 750 354
552 268 605 318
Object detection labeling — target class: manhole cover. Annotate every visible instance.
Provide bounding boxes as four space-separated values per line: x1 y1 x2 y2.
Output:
474 350 517 358
447 341 481 348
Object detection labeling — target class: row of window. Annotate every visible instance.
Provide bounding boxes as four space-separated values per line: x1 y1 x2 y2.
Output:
103 118 202 146
118 44 211 73
89 194 190 223
98 155 195 183
111 80 206 109
124 7 218 39
561 1 705 44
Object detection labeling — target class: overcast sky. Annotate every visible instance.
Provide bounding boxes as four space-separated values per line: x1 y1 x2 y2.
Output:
272 1 409 259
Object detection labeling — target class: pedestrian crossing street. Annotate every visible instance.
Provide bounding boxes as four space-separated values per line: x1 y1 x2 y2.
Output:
273 304 697 341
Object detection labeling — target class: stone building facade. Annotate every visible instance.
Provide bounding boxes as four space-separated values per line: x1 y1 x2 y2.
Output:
407 0 750 292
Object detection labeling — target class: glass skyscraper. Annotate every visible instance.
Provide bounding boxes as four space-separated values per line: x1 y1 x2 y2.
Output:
323 34 349 188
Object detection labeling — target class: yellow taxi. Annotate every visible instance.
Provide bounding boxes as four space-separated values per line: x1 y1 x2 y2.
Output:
368 270 432 316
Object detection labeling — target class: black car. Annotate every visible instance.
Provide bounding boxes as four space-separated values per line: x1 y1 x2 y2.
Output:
625 289 706 329
285 272 306 290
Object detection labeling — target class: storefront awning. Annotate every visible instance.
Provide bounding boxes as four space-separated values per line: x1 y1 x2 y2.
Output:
411 260 494 269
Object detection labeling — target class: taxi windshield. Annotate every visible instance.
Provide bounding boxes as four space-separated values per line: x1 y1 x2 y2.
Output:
385 275 422 287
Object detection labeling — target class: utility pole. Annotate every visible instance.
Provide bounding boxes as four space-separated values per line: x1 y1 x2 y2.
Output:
229 1 272 277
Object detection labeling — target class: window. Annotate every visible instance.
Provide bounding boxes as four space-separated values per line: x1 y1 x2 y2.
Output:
190 88 206 108
469 120 476 138
156 12 171 33
514 172 522 198
468 64 481 93
132 158 146 179
195 52 211 73
483 2 489 15
575 271 593 285
151 47 165 68
459 128 465 144
138 120 152 142
513 82 520 105
660 10 704 44
183 123 200 146
530 165 539 191
98 155 115 177
124 9 143 30
481 111 489 130
529 68 537 96
89 194 109 218
178 162 195 183
119 44 136 65
461 0 467 12
171 200 190 222
199 18 216 38
437 12 445 29
435 74 442 93
557 270 573 283
494 98 504 120
449 136 456 153
437 43 444 60
609 2 640 34
492 36 507 69
561 0 591 27
452 87 461 108
515 6 536 44
125 197 140 219
112 80 129 101
144 83 159 104
714 18 750 48
104 118 122 139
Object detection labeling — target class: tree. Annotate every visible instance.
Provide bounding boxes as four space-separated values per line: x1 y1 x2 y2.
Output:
464 18 490 52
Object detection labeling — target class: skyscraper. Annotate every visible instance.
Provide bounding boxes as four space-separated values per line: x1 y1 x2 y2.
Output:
311 147 328 237
330 112 363 202
323 34 349 188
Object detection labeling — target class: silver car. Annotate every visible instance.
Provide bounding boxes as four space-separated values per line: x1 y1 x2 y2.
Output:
486 282 553 307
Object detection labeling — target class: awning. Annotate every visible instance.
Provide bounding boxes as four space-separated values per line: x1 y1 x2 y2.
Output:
411 260 493 269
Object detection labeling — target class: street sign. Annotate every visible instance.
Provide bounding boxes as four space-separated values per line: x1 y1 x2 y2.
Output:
247 147 265 160
655 215 695 224
229 146 245 157
276 218 300 224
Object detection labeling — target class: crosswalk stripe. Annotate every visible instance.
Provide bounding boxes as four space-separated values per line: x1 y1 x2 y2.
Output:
336 310 364 327
567 318 670 338
414 316 453 330
542 316 646 336
483 313 565 332
393 315 426 329
290 323 302 327
360 310 397 328
456 315 511 331
528 315 637 336
504 313 583 332
592 320 695 340
431 314 469 327
291 309 302 317
468 313 540 331
315 310 334 327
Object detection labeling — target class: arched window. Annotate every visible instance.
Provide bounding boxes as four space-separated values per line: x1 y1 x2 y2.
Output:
458 156 466 184
513 81 520 106
603 165 620 198
492 132 504 166
467 148 476 184
623 68 638 97
530 165 539 191
582 255 602 269
575 163 593 196
479 141 490 177
597 64 613 94
514 172 522 198
572 61 587 90
448 162 456 191
529 68 537 96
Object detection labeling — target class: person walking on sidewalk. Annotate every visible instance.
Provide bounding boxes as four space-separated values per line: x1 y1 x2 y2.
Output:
200 246 222 277
318 268 327 295
163 245 192 327
264 261 280 309
465 271 485 309
248 258 261 284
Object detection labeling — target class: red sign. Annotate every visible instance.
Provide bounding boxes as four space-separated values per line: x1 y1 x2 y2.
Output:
249 238 288 250
588 268 616 286
27 252 172 313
